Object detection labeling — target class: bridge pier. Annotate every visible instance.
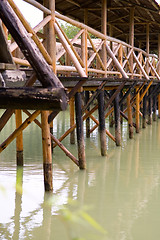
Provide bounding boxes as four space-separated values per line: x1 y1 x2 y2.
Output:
98 90 107 156
75 92 86 169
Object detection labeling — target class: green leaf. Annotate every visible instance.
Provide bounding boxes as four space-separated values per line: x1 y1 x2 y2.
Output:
80 211 107 235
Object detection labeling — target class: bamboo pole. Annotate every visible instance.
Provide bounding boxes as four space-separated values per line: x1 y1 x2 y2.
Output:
54 22 87 77
15 110 23 166
41 111 53 191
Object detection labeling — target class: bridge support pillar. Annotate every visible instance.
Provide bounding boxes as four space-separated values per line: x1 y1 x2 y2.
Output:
15 110 23 166
142 90 147 128
152 95 157 122
85 91 90 138
69 97 75 144
127 94 133 138
114 93 121 146
98 90 107 156
75 92 86 169
148 89 152 125
41 111 53 192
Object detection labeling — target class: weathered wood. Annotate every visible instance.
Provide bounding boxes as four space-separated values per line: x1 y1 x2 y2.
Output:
0 87 67 110
127 94 134 138
41 111 53 192
142 88 147 128
114 93 121 146
69 97 75 144
148 88 152 125
136 90 140 133
98 90 107 156
158 94 160 118
15 110 23 166
120 110 136 128
0 0 64 89
75 92 86 169
152 95 156 121
85 91 90 138
0 22 14 64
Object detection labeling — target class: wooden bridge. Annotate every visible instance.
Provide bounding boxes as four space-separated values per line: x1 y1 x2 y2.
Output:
0 0 160 191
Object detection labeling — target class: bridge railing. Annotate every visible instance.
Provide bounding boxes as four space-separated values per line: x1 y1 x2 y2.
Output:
7 0 160 81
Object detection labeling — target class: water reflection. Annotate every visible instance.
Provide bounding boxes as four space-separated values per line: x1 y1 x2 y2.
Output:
1 111 160 239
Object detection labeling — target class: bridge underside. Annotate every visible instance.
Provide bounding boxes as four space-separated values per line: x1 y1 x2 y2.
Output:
0 0 160 191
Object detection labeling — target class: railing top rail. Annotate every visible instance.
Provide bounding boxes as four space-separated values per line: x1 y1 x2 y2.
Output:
22 0 159 61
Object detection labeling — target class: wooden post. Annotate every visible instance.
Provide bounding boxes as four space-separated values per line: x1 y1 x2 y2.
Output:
135 89 140 133
43 0 57 149
101 0 107 76
85 91 90 138
15 110 23 166
41 111 53 191
127 94 133 138
98 90 107 156
158 34 160 118
114 93 121 146
109 109 114 127
148 88 152 125
152 94 156 122
69 97 75 144
142 88 147 128
75 92 86 169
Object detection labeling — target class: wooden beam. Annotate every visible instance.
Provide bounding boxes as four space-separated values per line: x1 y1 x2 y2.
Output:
0 87 67 110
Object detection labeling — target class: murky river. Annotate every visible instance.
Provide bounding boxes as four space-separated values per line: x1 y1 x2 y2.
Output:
1 109 160 240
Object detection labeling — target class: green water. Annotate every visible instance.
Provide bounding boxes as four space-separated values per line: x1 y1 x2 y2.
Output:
1 110 160 240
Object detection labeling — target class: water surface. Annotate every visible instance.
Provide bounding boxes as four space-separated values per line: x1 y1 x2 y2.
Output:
0 110 160 240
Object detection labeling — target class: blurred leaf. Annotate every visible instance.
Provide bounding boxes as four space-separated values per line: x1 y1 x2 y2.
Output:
80 211 107 235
